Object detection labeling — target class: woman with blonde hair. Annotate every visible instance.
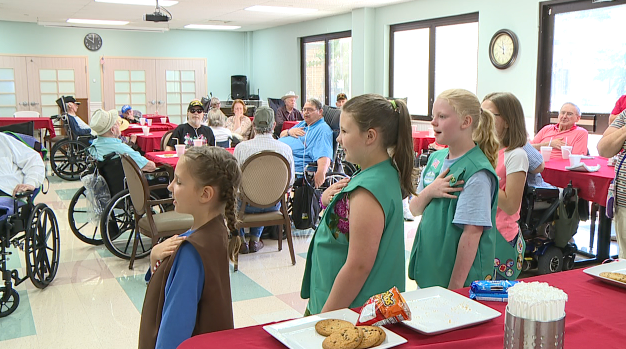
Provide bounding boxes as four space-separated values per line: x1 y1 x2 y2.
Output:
409 89 499 289
225 99 253 141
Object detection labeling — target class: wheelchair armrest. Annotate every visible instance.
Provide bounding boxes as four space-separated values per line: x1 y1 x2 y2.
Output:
13 190 35 199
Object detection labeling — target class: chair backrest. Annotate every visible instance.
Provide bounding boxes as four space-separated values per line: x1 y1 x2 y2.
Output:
120 154 150 216
240 151 291 208
0 121 35 136
14 111 40 118
216 139 231 148
98 154 126 197
267 98 285 115
160 130 174 150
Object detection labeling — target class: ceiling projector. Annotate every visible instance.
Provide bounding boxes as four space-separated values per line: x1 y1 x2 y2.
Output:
144 12 170 22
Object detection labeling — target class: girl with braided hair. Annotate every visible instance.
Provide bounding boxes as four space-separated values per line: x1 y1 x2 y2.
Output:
139 146 241 349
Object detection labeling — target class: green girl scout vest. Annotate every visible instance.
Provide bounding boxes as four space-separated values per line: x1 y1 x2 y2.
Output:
301 158 406 315
408 146 498 288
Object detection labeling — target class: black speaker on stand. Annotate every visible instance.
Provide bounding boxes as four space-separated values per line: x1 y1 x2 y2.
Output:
231 75 248 100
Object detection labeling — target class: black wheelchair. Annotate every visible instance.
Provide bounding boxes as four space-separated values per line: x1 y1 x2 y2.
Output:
1 139 60 317
67 151 171 260
518 182 580 274
49 114 93 181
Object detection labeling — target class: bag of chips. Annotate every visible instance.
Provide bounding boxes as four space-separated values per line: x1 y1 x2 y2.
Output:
356 286 411 326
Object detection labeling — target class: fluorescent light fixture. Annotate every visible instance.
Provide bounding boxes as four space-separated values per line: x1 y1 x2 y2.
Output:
245 5 317 15
40 21 167 32
67 18 129 25
95 0 178 6
184 24 241 30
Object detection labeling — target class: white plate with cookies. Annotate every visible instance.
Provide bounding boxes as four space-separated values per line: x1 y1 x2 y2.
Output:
584 260 626 289
263 308 407 349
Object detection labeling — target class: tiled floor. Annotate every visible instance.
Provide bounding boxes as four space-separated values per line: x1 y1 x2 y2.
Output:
0 168 619 348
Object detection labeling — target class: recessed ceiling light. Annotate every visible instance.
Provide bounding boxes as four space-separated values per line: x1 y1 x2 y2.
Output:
184 24 241 30
95 0 178 6
244 5 317 15
67 19 129 25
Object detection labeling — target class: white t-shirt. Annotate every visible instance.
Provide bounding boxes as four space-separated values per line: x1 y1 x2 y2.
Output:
504 147 529 177
210 126 232 143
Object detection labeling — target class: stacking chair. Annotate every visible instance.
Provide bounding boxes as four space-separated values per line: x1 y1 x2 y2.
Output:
13 111 40 118
160 130 174 151
120 154 194 269
234 151 294 271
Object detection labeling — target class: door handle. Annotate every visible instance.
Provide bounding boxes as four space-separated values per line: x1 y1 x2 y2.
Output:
157 100 164 105
30 102 39 106
150 100 156 105
21 101 29 106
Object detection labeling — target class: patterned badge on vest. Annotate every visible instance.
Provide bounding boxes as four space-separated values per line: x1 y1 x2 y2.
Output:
424 171 436 185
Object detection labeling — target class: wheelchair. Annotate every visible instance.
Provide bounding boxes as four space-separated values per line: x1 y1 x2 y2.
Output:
0 142 60 317
49 114 93 181
518 182 580 274
67 151 171 260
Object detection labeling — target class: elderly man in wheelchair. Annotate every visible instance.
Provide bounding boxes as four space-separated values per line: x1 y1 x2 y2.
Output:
1 131 60 317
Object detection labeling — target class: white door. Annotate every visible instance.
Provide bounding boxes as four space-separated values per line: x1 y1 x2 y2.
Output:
102 58 157 115
156 59 207 124
26 56 88 117
0 56 29 116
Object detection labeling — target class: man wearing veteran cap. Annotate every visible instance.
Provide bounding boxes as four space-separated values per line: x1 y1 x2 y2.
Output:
274 91 303 137
166 99 215 150
56 95 91 137
234 106 294 254
89 109 156 172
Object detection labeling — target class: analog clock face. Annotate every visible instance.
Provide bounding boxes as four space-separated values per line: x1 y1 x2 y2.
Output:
489 30 518 69
84 33 102 51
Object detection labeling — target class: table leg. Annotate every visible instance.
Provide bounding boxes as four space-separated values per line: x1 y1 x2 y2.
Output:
596 206 612 261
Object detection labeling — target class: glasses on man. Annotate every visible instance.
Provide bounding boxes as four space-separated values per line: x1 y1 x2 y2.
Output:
302 107 317 113
189 109 204 114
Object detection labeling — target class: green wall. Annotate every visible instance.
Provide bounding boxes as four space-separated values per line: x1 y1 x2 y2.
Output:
0 21 247 102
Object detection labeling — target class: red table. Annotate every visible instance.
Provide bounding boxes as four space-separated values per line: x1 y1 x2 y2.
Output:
121 123 176 137
132 131 167 153
179 269 626 349
0 116 56 138
542 157 615 264
412 131 435 154
142 114 169 123
146 148 235 169
281 121 299 131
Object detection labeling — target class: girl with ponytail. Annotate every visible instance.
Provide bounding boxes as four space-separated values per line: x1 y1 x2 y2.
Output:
139 146 241 348
301 94 416 315
408 89 499 289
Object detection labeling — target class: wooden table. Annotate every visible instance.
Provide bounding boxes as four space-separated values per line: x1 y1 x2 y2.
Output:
541 156 616 263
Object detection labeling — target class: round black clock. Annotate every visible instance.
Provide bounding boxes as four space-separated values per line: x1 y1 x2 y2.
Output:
84 33 102 51
489 29 519 69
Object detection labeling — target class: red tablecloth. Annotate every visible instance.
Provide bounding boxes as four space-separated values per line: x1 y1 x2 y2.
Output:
146 148 235 169
541 157 614 204
281 121 299 131
412 131 435 154
133 131 167 153
121 123 176 137
142 114 169 123
179 269 626 349
0 116 56 138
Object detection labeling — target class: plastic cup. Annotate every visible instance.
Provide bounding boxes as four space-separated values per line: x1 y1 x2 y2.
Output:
160 117 167 124
561 145 572 160
428 127 435 137
147 119 152 126
175 144 186 157
139 117 146 126
569 154 582 167
193 139 203 147
540 146 552 162
142 126 150 136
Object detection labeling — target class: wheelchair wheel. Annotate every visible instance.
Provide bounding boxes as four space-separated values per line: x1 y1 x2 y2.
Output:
25 204 61 289
0 287 19 318
68 186 104 245
537 246 563 275
100 190 163 260
50 139 88 181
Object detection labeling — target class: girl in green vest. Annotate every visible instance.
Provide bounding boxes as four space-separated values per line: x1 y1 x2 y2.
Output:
409 89 500 290
482 92 529 280
301 94 416 315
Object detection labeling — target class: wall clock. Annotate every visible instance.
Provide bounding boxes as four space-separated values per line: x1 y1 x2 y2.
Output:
489 29 518 69
84 33 103 51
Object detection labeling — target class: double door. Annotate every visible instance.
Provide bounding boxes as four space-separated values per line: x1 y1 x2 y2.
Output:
102 58 206 124
0 55 88 117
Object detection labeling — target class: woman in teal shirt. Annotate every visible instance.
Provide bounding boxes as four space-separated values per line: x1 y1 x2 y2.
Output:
301 94 416 314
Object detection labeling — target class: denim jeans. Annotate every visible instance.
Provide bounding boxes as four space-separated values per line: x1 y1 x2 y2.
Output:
238 202 281 238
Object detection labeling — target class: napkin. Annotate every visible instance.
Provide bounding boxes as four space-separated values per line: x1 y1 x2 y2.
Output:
565 163 601 172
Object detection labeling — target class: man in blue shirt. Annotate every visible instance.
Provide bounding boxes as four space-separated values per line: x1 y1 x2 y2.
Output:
279 98 333 188
89 109 157 172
